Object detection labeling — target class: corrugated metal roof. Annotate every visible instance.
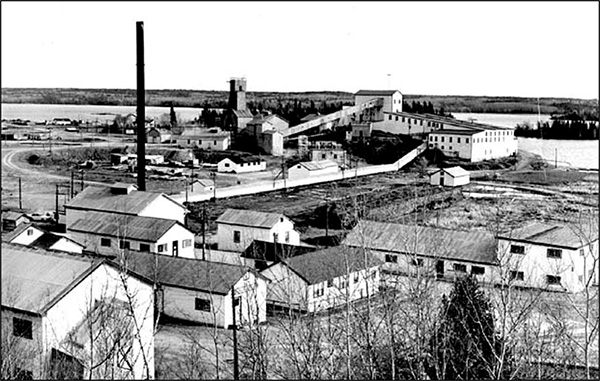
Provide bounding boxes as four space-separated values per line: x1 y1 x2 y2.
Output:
430 129 482 136
343 220 498 265
216 209 290 229
120 250 251 294
281 246 382 285
68 212 182 242
1 242 103 315
355 90 401 96
497 222 598 249
297 160 339 171
65 186 185 215
3 211 30 222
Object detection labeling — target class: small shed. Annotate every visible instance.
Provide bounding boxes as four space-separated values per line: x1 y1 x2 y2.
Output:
192 179 215 192
2 211 31 231
288 160 339 179
429 166 470 187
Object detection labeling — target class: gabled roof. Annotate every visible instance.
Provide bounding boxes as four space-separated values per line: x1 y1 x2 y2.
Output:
2 223 41 242
220 156 264 165
65 186 186 215
29 232 84 251
193 179 214 187
1 242 105 315
355 90 401 96
295 160 339 171
430 166 470 178
2 211 30 222
301 113 321 122
179 129 230 139
216 209 292 229
343 220 498 265
241 240 317 262
497 222 598 250
68 212 186 242
430 128 483 136
121 250 257 295
279 246 382 285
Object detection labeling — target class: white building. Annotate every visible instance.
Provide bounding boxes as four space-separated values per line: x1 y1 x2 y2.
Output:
216 209 301 252
123 250 268 327
343 220 499 284
175 128 230 150
374 111 443 136
1 243 155 379
287 160 339 179
429 166 470 187
217 157 267 174
260 246 382 313
428 125 517 162
65 183 188 227
68 212 195 258
191 179 215 193
354 90 403 121
3 223 85 254
496 222 599 292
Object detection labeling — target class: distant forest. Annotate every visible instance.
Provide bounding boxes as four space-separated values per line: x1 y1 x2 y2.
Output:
515 114 599 140
2 87 598 121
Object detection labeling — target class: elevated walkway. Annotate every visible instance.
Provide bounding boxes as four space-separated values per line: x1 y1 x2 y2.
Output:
282 98 384 138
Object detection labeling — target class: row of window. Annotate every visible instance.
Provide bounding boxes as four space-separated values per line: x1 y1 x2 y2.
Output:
100 238 192 252
187 140 219 145
429 136 470 144
233 230 290 244
486 130 512 136
313 271 376 298
510 245 563 258
194 296 240 312
387 115 443 129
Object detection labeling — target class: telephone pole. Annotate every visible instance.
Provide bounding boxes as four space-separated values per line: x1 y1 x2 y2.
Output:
231 285 239 380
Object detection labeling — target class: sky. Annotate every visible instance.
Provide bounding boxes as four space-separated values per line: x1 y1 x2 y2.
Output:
1 1 598 99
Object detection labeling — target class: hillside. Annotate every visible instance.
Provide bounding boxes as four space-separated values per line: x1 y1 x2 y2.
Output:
1 87 597 117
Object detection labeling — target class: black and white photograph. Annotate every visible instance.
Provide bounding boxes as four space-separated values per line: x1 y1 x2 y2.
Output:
1 1 598 379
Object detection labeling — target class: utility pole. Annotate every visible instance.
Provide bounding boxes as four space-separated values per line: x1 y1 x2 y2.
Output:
202 201 206 261
191 165 195 192
136 21 146 191
212 172 217 201
281 157 286 190
55 185 59 225
231 285 239 380
80 170 84 191
18 178 22 210
71 171 75 199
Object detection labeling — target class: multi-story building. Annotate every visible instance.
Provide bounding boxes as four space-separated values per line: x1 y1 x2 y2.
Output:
354 90 403 121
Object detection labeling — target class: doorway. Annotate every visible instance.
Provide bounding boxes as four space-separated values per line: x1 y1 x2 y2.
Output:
172 240 178 257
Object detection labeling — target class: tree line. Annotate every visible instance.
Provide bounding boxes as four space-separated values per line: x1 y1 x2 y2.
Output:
515 117 599 140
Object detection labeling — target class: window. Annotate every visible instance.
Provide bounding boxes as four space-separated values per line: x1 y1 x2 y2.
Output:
139 243 150 252
466 138 469 143
441 136 445 142
333 154 338 159
449 137 453 143
321 154 326 159
388 115 392 121
546 275 561 285
198 140 202 145
233 297 240 307
273 233 279 242
213 141 217 145
449 146 453 150
182 239 192 248
195 298 211 312
510 245 525 254
27 229 34 236
420 120 423 126
354 272 359 283
471 266 485 275
395 116 399 121
458 137 461 143
385 254 398 263
340 276 347 289
158 243 167 253
313 283 324 298
510 271 524 281
411 258 423 267
285 231 290 243
402 117 405 122
327 279 333 287
434 136 438 142
119 240 130 250
100 238 111 247
580 248 585 256
547 248 562 259
429 136 433 141
224 162 230 167
233 230 240 243
453 263 467 272
408 119 411 124
13 317 32 339
441 146 445 150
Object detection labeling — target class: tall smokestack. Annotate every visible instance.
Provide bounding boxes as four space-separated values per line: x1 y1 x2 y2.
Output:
136 21 146 191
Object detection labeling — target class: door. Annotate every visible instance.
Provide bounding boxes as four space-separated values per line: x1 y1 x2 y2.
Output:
436 260 445 278
439 176 445 186
172 240 178 257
